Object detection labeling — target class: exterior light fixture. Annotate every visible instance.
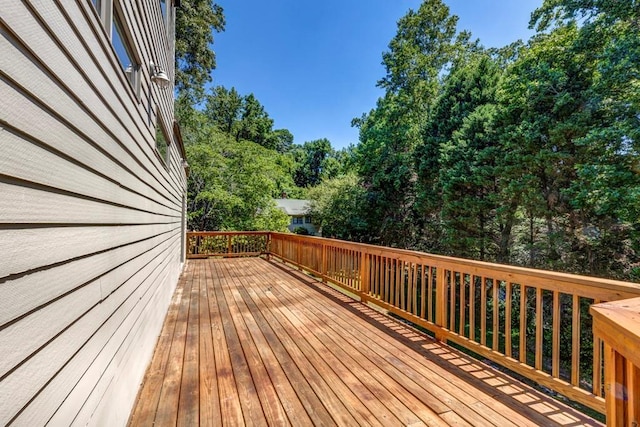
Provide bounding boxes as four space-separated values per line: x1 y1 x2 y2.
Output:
150 62 170 88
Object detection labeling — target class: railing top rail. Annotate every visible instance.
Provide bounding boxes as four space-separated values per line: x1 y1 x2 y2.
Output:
269 232 640 296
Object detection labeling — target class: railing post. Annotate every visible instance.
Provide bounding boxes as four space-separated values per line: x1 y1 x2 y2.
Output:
265 233 271 261
360 250 370 296
227 234 232 254
591 298 640 426
435 266 446 341
321 243 327 282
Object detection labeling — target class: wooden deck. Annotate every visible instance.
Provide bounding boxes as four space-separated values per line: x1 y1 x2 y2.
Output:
129 257 602 426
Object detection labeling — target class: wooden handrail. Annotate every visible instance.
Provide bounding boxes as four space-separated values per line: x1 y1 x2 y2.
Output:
591 298 640 425
185 231 640 422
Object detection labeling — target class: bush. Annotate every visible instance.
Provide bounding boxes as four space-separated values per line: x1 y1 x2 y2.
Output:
293 226 310 235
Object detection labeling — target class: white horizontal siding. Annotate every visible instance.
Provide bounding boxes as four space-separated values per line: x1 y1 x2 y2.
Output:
0 231 176 327
0 0 185 425
3 240 181 426
0 181 176 225
0 128 177 217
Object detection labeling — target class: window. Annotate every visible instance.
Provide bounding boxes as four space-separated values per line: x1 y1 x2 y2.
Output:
112 10 140 94
91 0 141 96
292 217 303 225
156 116 170 166
305 216 312 224
160 0 167 22
91 0 112 31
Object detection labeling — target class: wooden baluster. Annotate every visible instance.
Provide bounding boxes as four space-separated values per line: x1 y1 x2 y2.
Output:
382 257 391 302
227 234 232 255
348 249 352 288
412 263 418 315
360 251 369 296
492 280 499 351
592 298 602 397
421 265 427 319
450 272 456 331
321 243 327 282
384 257 387 300
535 287 543 371
406 263 412 313
469 275 476 342
375 256 380 298
393 259 399 307
353 249 357 289
552 291 560 378
345 248 349 285
459 273 466 337
427 267 438 322
265 234 271 260
435 267 446 333
344 248 348 285
401 261 407 311
520 285 527 364
505 282 512 357
481 277 487 347
571 294 580 386
593 335 602 397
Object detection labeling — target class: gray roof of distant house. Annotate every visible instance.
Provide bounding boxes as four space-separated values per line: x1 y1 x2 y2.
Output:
274 199 311 216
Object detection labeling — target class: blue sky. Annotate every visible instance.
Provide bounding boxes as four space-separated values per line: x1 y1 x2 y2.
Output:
209 0 543 150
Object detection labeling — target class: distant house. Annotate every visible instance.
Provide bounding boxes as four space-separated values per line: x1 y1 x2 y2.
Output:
2 1 186 425
274 199 318 235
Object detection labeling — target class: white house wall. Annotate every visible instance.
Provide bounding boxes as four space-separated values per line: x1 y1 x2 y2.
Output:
0 1 185 425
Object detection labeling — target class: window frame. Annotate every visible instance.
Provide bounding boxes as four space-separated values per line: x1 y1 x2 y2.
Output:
155 113 171 168
90 0 142 98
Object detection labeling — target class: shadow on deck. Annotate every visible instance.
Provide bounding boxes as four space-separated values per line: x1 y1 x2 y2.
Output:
129 257 601 426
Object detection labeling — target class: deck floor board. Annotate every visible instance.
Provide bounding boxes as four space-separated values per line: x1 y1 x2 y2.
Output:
129 258 603 427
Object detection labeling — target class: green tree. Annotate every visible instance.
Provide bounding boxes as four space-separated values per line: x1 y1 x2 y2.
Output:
204 86 296 152
181 105 296 231
308 174 370 241
270 129 294 153
292 139 336 187
175 0 225 100
415 53 506 254
236 93 275 147
354 0 474 247
204 86 243 134
526 0 640 276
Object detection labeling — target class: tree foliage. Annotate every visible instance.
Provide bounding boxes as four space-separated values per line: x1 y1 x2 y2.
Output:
291 139 336 188
308 174 369 241
175 0 225 100
179 101 295 231
344 0 640 279
178 0 639 279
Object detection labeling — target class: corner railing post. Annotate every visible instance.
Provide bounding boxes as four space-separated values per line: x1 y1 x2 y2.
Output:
591 298 640 426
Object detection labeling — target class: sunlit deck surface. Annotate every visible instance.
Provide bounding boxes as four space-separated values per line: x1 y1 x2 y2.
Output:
129 257 602 426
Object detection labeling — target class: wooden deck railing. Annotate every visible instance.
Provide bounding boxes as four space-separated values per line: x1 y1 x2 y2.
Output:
186 231 269 258
186 231 640 420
